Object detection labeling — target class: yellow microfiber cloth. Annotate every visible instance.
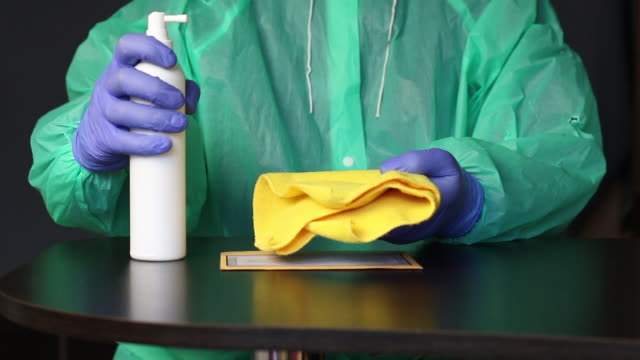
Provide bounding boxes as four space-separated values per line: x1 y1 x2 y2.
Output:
253 170 441 255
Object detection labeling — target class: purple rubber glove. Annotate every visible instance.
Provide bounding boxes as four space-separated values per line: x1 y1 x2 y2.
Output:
72 33 201 172
379 148 484 244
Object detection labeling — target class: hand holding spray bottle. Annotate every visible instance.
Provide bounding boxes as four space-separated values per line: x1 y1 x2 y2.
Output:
130 12 189 261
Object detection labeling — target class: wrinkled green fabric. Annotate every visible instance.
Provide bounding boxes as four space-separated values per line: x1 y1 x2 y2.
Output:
29 0 605 359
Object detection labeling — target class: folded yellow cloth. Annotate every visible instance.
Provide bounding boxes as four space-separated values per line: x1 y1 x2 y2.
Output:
253 170 440 255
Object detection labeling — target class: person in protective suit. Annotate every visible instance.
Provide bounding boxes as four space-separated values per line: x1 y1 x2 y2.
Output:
29 0 605 359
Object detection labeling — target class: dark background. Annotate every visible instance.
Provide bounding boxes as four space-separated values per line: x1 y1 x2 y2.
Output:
1 0 637 359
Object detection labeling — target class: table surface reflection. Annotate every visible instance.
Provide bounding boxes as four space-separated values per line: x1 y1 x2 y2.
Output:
2 236 640 359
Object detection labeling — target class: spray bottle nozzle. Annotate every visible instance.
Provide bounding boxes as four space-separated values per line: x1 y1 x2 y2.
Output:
147 12 189 42
164 14 188 23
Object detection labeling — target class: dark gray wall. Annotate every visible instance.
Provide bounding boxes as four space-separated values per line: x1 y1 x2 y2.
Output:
0 0 634 277
1 0 130 277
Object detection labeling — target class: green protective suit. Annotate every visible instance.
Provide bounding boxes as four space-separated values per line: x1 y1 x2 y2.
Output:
29 0 605 359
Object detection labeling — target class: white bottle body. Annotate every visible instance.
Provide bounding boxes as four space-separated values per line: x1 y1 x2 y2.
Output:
130 61 186 261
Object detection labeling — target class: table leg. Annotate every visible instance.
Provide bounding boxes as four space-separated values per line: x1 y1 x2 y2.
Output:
57 335 68 360
254 350 324 360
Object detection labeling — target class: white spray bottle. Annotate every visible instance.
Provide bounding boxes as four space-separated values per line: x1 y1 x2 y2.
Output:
129 12 188 261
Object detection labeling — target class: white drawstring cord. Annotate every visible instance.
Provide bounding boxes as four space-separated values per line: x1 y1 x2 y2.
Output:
376 0 398 118
306 0 315 114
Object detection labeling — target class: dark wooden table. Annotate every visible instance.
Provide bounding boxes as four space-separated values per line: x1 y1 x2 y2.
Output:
2 236 640 359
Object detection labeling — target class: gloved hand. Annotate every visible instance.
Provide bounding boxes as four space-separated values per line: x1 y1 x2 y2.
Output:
72 33 201 172
379 148 484 244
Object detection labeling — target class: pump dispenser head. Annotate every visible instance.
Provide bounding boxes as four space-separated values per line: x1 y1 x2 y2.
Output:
146 12 188 47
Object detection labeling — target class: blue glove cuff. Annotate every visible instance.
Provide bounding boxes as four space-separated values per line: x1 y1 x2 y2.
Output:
437 170 484 238
72 128 128 173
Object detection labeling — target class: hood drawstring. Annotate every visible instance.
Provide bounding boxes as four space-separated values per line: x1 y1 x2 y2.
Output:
306 0 315 114
376 0 398 118
305 0 397 117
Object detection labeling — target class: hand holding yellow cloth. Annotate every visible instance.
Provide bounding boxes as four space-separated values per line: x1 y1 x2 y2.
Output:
253 170 440 255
